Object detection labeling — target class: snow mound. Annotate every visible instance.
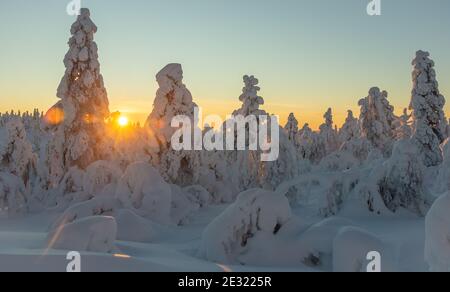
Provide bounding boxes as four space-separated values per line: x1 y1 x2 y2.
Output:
425 193 450 272
199 188 292 264
48 216 117 253
116 162 172 225
50 196 116 231
115 209 161 243
170 184 199 225
297 217 355 267
333 226 394 272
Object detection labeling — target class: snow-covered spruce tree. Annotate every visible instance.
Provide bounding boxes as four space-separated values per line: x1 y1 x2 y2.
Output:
410 50 447 167
339 110 359 144
297 123 326 164
145 64 201 186
41 9 110 188
224 76 298 193
319 108 339 155
223 75 266 191
0 118 36 187
358 87 396 156
284 113 299 143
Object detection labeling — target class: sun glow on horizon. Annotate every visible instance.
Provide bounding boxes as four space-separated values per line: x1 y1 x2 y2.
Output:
118 116 129 127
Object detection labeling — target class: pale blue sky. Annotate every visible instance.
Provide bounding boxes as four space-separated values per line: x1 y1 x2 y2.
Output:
1 0 449 127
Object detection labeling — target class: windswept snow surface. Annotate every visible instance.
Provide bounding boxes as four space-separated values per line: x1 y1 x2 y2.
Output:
0 203 428 272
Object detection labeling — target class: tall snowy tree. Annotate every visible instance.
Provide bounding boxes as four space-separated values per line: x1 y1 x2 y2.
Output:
319 108 339 154
358 87 396 156
224 75 267 191
410 50 447 167
145 63 201 186
284 113 299 143
339 110 359 143
41 8 110 188
224 76 299 193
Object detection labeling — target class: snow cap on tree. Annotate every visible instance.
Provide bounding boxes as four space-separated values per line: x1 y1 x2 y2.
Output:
410 50 447 166
146 63 196 147
233 75 265 117
339 110 360 143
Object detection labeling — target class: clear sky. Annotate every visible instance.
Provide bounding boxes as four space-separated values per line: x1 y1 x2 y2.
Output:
1 0 450 128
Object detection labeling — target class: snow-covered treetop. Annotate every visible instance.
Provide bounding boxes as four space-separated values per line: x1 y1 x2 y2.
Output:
284 113 299 141
347 110 355 121
233 75 265 116
358 87 396 155
339 110 359 143
322 108 333 129
146 63 197 144
300 123 312 136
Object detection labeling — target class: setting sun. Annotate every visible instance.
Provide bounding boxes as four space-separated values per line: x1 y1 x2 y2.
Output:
118 116 129 127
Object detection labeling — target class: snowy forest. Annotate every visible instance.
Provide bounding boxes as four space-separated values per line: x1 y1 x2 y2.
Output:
1 8 450 272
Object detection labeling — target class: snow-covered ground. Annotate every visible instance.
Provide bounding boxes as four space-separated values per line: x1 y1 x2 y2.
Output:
0 204 427 272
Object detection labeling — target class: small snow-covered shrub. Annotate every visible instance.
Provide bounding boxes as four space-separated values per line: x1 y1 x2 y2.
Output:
425 193 450 272
199 188 292 264
58 167 85 196
47 216 117 253
378 139 428 215
170 184 200 225
339 138 372 164
82 160 122 196
116 162 172 225
318 151 358 172
183 185 212 208
0 172 27 216
50 196 116 231
0 118 36 185
333 227 393 272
